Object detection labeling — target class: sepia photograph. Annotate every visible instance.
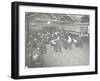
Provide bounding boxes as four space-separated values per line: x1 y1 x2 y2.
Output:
25 12 90 68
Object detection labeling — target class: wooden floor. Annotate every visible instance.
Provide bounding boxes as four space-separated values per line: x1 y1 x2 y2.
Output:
26 38 89 68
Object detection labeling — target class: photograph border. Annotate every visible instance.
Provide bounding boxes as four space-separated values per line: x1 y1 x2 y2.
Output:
11 1 98 79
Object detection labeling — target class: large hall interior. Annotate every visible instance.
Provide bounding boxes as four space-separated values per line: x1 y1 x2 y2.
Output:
25 12 90 68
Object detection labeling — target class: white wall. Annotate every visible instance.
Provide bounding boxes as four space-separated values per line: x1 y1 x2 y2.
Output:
0 0 99 81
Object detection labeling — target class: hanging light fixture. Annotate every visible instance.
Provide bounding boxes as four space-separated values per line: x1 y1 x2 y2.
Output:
47 21 51 24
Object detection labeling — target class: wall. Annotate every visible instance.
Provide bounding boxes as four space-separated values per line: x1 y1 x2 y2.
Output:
0 0 99 81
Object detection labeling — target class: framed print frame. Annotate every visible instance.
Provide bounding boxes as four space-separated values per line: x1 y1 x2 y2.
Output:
11 1 98 79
